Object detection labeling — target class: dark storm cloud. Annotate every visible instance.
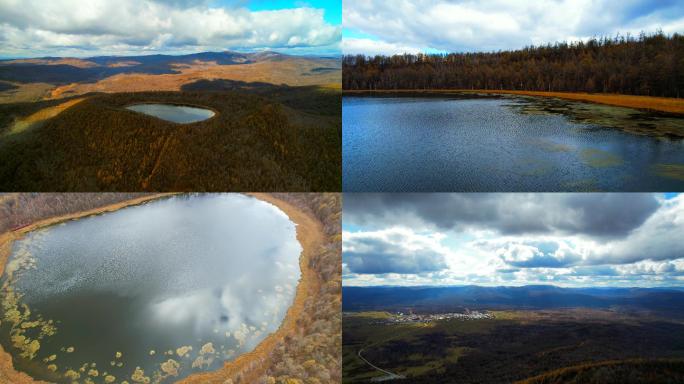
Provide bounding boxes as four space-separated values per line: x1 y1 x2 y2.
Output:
344 193 660 238
343 230 448 274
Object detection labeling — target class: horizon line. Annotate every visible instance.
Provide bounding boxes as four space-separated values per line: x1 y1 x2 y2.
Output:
0 49 343 61
342 284 684 290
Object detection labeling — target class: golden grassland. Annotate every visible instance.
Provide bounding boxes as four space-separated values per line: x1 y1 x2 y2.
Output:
344 89 684 114
346 311 393 319
50 59 341 99
0 82 54 104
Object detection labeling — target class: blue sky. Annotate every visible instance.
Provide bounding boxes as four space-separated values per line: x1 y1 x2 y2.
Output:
343 193 684 288
246 0 341 24
0 0 341 58
343 0 684 55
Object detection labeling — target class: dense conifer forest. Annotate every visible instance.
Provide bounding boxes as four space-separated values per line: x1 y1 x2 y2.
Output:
343 32 684 97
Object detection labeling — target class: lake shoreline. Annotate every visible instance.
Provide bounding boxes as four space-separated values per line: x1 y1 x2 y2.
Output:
178 193 325 383
343 89 684 115
0 193 174 384
0 192 324 384
343 96 684 191
124 102 219 125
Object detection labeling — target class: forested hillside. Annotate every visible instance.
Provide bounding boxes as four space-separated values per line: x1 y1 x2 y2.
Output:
0 87 341 192
343 32 684 97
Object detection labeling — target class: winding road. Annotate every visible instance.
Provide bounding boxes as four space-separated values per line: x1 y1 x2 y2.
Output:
357 347 406 382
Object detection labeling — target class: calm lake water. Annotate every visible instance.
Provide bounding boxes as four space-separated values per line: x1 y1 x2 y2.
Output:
343 96 684 192
126 104 215 123
0 194 301 383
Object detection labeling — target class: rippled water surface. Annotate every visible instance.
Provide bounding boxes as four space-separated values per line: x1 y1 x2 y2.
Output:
343 96 684 191
0 194 301 383
126 104 215 123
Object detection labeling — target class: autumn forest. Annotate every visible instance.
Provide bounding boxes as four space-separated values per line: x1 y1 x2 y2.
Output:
343 32 684 97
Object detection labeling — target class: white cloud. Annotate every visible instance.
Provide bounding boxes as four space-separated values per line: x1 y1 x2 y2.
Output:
343 227 450 274
343 0 684 53
0 0 341 57
343 194 684 287
342 38 423 56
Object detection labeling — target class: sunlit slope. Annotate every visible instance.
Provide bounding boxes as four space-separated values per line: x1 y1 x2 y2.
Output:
6 98 85 135
50 57 341 98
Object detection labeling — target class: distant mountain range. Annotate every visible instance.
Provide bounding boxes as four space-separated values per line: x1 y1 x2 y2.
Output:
343 285 684 315
0 51 340 85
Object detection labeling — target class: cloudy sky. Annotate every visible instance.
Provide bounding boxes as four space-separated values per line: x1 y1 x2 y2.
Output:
0 0 341 58
343 193 684 288
343 0 684 55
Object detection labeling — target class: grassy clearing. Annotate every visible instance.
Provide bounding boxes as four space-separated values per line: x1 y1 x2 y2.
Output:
0 82 54 104
347 311 393 319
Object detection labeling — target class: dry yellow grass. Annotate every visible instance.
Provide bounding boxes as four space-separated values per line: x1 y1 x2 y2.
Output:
7 98 85 135
471 90 684 114
344 89 684 114
50 59 341 99
321 82 343 90
0 82 54 104
106 61 141 68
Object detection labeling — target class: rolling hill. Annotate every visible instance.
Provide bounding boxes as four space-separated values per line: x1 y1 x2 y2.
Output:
342 285 684 315
0 52 341 191
0 51 340 100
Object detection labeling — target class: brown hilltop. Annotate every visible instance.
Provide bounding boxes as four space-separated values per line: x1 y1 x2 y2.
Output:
50 57 341 99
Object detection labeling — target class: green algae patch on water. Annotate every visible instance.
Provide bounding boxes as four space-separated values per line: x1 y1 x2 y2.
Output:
512 95 684 139
580 149 624 168
532 138 573 153
515 157 554 177
0 232 60 366
653 164 684 181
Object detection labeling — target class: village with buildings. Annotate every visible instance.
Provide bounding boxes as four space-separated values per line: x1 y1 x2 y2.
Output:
381 310 494 325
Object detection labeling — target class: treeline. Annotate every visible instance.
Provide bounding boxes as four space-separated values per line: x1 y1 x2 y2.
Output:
0 193 146 233
343 32 684 97
258 193 341 384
